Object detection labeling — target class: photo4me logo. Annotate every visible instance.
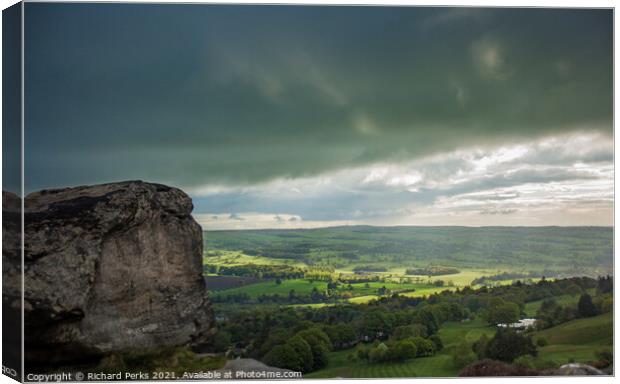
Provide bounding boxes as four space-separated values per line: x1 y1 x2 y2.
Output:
2 365 18 378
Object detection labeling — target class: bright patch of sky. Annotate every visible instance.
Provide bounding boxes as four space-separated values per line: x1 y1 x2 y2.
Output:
193 131 613 229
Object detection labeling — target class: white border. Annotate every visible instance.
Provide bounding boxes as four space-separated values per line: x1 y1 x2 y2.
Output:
0 2 616 384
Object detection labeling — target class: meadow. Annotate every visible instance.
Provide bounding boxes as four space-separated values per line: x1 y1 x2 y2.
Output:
305 312 613 378
202 226 613 377
204 226 613 277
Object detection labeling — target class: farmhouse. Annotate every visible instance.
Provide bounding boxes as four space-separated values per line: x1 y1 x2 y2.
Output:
497 318 537 330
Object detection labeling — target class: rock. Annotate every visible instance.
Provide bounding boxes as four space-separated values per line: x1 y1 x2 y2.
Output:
215 358 299 379
553 363 606 375
2 181 215 364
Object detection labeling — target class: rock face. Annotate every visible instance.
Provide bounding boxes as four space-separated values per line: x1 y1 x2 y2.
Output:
553 363 606 376
2 181 214 364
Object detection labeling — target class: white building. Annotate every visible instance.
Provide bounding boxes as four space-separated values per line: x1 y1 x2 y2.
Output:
497 318 537 329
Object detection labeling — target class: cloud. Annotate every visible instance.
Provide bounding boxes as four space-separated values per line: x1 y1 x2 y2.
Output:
471 37 512 80
194 213 342 230
24 6 612 192
193 131 612 228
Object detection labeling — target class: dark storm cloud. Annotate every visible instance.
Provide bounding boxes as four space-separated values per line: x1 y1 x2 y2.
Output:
24 4 612 192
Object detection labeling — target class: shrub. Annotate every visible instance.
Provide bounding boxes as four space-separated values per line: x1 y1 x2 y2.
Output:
484 328 537 362
596 349 613 363
592 349 613 368
429 334 443 351
324 323 357 350
392 324 427 340
263 335 314 372
459 359 538 376
212 330 232 353
410 337 435 357
368 343 389 363
386 339 418 362
514 355 556 370
97 347 226 375
483 301 520 325
535 337 548 347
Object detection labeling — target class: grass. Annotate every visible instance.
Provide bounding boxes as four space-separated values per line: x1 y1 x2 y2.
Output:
204 226 613 277
213 278 447 302
203 249 305 267
534 312 613 346
306 318 496 378
305 313 614 378
304 349 457 378
533 312 613 365
212 278 327 298
438 318 496 350
523 294 580 317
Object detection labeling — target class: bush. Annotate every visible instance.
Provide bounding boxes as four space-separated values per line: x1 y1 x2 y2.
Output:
484 328 537 362
324 323 357 350
392 324 427 340
483 301 520 325
368 343 389 363
592 349 613 368
96 347 226 375
410 337 435 357
513 355 555 370
386 339 418 362
535 337 548 347
212 330 232 353
459 359 538 376
596 349 613 363
429 334 443 351
263 335 314 373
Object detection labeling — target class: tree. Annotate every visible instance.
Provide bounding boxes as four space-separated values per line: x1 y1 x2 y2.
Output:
577 293 599 318
324 324 357 350
296 328 332 370
275 278 282 285
392 324 426 340
368 342 389 363
483 301 520 325
596 275 613 295
212 330 231 353
415 308 439 335
387 339 418 362
263 344 301 371
429 334 443 351
286 335 314 372
410 337 435 357
484 328 537 362
535 298 563 329
259 328 292 357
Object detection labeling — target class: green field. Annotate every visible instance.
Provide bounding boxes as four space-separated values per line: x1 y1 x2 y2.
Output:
212 278 327 298
534 313 613 365
523 294 580 317
306 318 497 378
211 278 439 301
306 313 613 378
203 226 612 377
305 349 457 378
204 226 613 276
203 249 305 267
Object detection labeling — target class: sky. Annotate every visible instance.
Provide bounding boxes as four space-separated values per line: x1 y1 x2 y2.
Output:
23 4 613 229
